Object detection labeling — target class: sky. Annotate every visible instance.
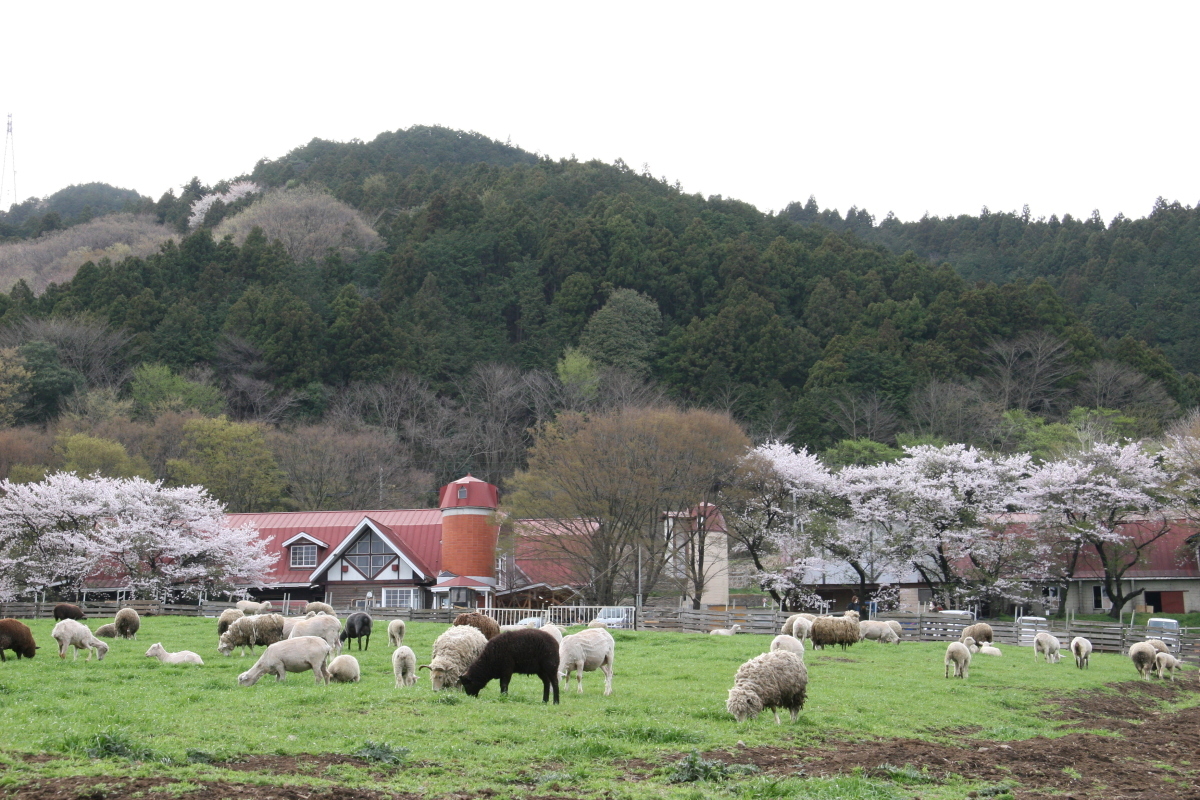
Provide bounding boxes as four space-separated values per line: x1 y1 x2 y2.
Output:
2 2 1196 224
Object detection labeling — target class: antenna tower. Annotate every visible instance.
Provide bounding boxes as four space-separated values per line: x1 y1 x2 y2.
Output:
0 114 14 211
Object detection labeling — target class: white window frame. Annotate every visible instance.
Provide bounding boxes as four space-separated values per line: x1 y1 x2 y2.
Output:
382 587 419 609
290 544 318 568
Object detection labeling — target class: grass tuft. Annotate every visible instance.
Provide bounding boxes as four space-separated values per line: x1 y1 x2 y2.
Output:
63 728 165 763
352 740 409 765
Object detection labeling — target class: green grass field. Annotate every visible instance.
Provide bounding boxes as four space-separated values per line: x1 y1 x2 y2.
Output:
0 616 1194 799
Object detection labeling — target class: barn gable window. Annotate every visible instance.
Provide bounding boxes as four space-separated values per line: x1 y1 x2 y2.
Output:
290 544 317 568
345 530 393 578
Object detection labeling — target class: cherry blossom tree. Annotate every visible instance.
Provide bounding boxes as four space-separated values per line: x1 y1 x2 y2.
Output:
0 473 276 601
1019 441 1172 619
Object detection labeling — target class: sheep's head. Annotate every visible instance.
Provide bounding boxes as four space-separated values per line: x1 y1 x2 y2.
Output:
145 643 165 658
459 670 486 697
726 686 763 723
420 664 448 691
217 632 235 657
237 671 255 686
95 641 109 661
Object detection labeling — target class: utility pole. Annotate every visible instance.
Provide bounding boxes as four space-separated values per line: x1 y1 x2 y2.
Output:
1 114 15 211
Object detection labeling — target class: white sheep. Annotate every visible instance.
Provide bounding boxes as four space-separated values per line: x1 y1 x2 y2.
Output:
51 619 109 662
1155 651 1181 681
944 641 971 679
145 642 204 665
770 634 805 657
963 637 1002 657
419 625 488 691
387 619 406 647
558 627 615 695
1145 638 1170 654
304 601 336 616
235 600 264 614
238 636 331 686
858 620 900 645
217 608 244 636
726 650 808 724
540 623 564 644
709 623 742 636
287 613 343 656
883 620 903 639
327 654 361 683
780 614 810 637
1129 641 1158 680
789 617 812 642
218 614 287 657
1070 637 1092 670
392 646 417 687
94 623 118 638
1033 632 1061 663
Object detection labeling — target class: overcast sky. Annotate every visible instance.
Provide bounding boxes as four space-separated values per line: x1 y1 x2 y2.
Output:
3 2 1196 223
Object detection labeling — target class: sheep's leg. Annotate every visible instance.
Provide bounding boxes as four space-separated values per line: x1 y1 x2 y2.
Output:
313 659 326 685
601 660 613 696
772 708 781 725
574 666 584 694
499 671 512 694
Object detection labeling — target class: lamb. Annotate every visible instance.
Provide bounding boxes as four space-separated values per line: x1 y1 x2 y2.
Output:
217 608 244 636
420 625 488 690
459 628 561 704
883 620 903 639
1129 641 1158 680
235 600 264 614
392 646 417 687
51 619 108 662
709 624 742 636
810 614 861 650
770 634 806 657
219 613 286 657
145 642 204 665
114 607 140 640
327 654 361 683
558 627 615 695
785 616 813 642
726 650 808 724
387 619 406 647
1033 632 1061 663
53 603 87 621
1155 651 1182 681
453 612 501 641
0 618 37 661
1070 637 1092 670
858 620 900 645
288 613 343 656
237 636 331 686
340 611 373 651
960 622 993 646
944 641 971 679
304 601 336 616
94 623 118 638
780 614 805 636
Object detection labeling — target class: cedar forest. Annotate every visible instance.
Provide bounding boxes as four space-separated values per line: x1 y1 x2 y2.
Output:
0 125 1196 514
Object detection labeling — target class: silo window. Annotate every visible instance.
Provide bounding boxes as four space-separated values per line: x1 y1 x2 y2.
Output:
458 486 468 499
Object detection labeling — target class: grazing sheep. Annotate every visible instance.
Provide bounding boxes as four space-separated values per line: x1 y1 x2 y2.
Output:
710 624 742 636
780 614 808 637
237 636 331 686
1070 637 1092 670
340 612 373 651
453 612 501 641
94 623 118 638
859 620 900 645
304 601 336 616
540 623 564 644
558 627 615 695
0 618 38 661
53 603 86 621
219 613 286 657
420 625 488 691
1145 638 1170 654
392 646 417 687
387 619 406 647
288 614 343 656
1033 632 1061 663
587 618 609 629
115 608 140 640
327 654 361 683
1155 651 1181 681
944 641 971 679
960 622 993 646
459 628 561 704
1129 641 1158 680
726 650 808 724
145 642 204 665
883 620 903 639
770 634 806 657
810 614 861 650
217 608 244 636
51 619 108 662
788 617 812 642
235 600 264 614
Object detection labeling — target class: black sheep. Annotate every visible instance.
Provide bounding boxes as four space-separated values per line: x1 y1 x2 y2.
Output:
53 603 86 621
340 611 373 651
459 628 560 704
0 618 38 661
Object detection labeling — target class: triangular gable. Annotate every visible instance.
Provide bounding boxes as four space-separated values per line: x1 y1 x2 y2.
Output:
309 516 434 581
281 532 330 548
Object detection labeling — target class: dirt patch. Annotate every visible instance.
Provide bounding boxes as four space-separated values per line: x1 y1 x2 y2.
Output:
0 776 422 800
220 753 374 774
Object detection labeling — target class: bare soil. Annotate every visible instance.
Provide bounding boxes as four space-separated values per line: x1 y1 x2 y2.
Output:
3 680 1197 800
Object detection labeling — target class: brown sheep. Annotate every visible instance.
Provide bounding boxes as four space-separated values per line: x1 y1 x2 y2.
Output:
53 603 87 621
0 619 38 661
810 612 860 650
453 612 501 641
960 622 993 646
115 607 141 640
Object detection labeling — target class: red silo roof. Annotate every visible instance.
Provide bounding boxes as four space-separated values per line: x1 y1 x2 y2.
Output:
439 475 499 510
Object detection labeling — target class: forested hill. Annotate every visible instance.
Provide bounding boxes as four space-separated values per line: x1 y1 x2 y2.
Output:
784 197 1200 375
0 126 1193 499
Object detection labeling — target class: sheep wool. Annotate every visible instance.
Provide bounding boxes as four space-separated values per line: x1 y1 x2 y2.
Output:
960 622 993 646
238 636 331 686
1146 638 1170 654
1070 637 1092 670
944 641 971 679
51 619 108 662
387 619 406 647
115 608 140 640
421 625 488 691
458 628 561 704
304 601 336 617
558 627 615 696
327 654 361 683
810 615 860 650
1129 641 1158 680
769 634 805 658
392 646 417 687
219 613 287 657
540 623 564 644
0 618 38 661
1033 632 1061 663
726 650 808 724
288 614 343 656
217 608 244 636
453 612 501 641
1155 651 1181 681
93 623 118 638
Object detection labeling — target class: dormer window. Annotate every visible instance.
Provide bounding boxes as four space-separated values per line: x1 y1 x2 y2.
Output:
290 544 317 568
458 486 468 499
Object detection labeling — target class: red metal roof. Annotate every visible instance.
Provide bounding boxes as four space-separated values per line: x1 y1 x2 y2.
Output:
434 575 493 589
439 475 499 510
512 519 596 588
1071 520 1200 580
226 508 443 586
